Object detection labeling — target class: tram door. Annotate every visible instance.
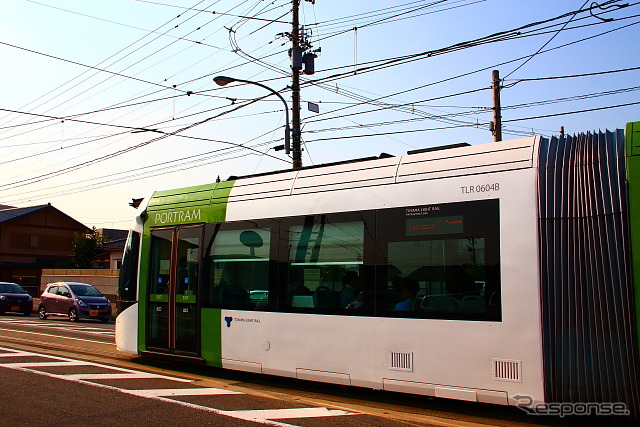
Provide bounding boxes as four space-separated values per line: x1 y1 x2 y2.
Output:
147 226 201 356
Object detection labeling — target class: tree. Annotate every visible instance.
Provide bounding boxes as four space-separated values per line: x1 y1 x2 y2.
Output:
62 227 104 268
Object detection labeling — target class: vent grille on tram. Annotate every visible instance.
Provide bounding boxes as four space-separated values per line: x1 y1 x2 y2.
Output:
390 352 413 371
492 359 522 382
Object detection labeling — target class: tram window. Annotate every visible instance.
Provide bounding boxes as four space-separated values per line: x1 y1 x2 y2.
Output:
204 223 273 310
149 229 173 296
377 199 501 321
176 227 201 297
285 215 371 313
118 231 140 302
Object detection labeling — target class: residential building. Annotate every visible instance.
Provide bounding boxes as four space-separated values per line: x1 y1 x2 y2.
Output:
0 203 89 295
92 228 128 270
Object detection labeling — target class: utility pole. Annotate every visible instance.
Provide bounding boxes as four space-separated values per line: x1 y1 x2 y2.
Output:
291 0 303 169
285 0 316 169
491 70 502 142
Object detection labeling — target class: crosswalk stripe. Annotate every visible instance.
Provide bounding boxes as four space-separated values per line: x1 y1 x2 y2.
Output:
123 388 242 397
0 327 114 345
0 346 358 425
0 351 33 357
223 407 354 420
2 361 94 368
0 319 115 336
62 373 184 380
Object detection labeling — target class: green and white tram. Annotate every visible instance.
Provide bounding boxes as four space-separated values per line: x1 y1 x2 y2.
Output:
116 122 640 414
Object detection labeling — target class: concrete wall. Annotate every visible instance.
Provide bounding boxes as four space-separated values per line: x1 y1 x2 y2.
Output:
41 269 118 299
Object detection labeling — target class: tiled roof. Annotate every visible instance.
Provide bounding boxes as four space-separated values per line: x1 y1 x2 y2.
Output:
98 228 129 242
0 205 49 225
100 238 126 249
0 203 88 230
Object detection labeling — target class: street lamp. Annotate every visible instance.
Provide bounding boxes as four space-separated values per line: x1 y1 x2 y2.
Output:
213 76 291 158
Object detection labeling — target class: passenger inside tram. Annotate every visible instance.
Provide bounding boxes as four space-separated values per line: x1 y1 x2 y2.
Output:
287 266 312 305
339 270 361 309
393 277 420 311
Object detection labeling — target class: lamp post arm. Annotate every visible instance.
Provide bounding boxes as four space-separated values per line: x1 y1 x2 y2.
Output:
227 78 291 154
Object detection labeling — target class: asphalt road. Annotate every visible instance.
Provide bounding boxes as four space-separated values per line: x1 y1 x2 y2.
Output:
0 314 618 427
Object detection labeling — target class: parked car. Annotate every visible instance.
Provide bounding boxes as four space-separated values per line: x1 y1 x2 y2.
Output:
0 282 33 316
38 282 111 323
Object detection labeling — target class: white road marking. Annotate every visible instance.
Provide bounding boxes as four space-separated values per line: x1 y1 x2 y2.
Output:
0 327 113 345
123 388 242 397
0 318 115 336
0 351 33 357
62 373 188 380
0 346 357 426
2 361 95 368
223 408 354 420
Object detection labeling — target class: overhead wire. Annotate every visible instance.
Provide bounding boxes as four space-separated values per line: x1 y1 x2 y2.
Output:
504 0 590 79
305 0 470 35
205 0 640 155
0 1 292 197
0 0 268 133
0 88 295 192
0 0 221 152
297 16 640 128
302 2 638 86
2 0 636 204
0 0 209 125
0 119 291 203
24 0 228 50
502 65 640 87
0 1 288 168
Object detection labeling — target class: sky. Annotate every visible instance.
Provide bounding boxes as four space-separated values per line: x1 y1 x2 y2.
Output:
0 0 638 230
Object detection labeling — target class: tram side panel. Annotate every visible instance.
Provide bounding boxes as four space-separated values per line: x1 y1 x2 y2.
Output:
220 165 545 405
118 130 640 412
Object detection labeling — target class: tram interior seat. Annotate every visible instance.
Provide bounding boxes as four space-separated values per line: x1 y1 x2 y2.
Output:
422 295 458 314
291 295 315 308
217 287 250 309
487 291 501 317
313 286 339 309
458 295 486 314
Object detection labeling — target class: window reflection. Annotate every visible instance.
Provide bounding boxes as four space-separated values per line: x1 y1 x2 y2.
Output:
195 199 500 321
206 225 271 310
287 217 367 313
388 239 491 318
380 199 501 321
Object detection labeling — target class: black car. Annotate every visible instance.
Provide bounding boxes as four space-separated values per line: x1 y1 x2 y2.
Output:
0 282 33 316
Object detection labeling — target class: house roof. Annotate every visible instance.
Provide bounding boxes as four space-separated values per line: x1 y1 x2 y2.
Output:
97 228 128 242
0 205 43 224
0 203 88 230
101 238 126 249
